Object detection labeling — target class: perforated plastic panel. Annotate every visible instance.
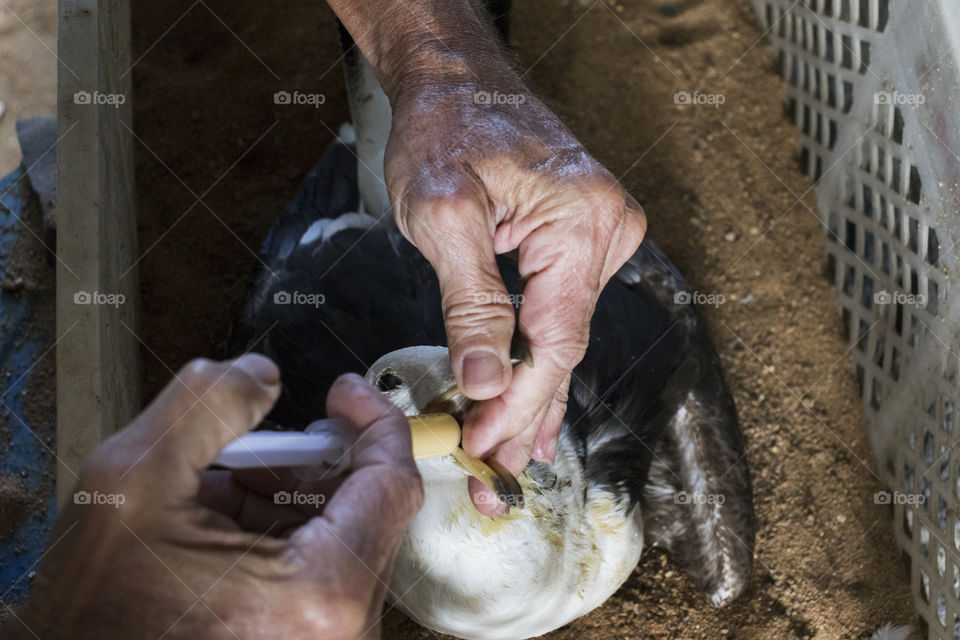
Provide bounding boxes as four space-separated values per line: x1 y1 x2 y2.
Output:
749 0 960 636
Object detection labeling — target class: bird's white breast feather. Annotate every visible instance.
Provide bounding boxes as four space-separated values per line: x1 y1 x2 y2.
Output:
389 434 643 640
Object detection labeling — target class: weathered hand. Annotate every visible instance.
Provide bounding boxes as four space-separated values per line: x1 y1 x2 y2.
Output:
385 80 646 515
7 355 422 640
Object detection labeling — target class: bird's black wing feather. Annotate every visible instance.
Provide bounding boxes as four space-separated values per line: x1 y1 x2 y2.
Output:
565 242 692 506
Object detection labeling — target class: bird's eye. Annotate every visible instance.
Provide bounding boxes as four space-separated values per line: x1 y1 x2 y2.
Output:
376 371 403 391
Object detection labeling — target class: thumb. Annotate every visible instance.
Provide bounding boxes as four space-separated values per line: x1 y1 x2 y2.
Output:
287 374 423 580
402 194 515 400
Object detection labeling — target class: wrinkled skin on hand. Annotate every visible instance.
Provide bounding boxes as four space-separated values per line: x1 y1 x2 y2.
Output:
6 355 423 640
386 80 647 515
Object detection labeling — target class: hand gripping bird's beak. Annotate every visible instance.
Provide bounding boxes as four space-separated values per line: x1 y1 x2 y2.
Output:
421 334 533 510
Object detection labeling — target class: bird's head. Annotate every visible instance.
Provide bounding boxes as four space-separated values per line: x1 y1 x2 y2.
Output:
364 346 467 418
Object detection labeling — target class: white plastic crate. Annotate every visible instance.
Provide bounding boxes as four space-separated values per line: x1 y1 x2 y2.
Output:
749 0 960 636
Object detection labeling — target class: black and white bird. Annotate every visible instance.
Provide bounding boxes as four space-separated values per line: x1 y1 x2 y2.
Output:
231 9 754 639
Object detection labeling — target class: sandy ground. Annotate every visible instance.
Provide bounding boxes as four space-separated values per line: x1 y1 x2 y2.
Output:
0 0 919 637
0 0 57 175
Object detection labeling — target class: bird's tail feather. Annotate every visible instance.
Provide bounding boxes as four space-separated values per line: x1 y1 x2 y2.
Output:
642 357 755 606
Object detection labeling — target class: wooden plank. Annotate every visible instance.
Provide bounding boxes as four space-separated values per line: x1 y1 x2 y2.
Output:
56 0 140 506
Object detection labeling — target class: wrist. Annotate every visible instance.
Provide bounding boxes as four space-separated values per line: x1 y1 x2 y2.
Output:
329 0 523 102
378 32 520 102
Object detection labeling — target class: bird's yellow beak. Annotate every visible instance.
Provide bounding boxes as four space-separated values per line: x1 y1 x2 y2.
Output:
418 386 524 510
415 335 532 510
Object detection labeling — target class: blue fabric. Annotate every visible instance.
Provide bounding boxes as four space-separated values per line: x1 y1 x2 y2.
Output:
0 165 57 603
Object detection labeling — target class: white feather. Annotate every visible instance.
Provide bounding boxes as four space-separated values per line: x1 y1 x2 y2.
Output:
871 623 912 640
297 211 377 246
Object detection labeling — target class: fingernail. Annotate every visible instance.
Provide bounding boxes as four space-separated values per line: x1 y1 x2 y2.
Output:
232 354 280 386
462 351 505 390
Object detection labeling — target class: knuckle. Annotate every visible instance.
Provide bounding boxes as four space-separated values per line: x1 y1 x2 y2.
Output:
622 199 648 248
548 404 568 434
78 444 133 494
302 596 369 640
392 483 425 525
549 341 589 371
179 359 269 427
395 182 475 226
593 188 632 235
419 191 474 223
594 183 627 211
567 174 636 234
551 388 570 416
396 188 492 258
397 466 426 516
329 372 369 401
443 292 515 335
548 185 634 268
630 212 648 246
378 462 425 523
177 358 222 396
533 329 589 372
201 385 260 432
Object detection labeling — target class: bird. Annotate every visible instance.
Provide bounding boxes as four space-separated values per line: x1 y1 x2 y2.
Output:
230 10 755 639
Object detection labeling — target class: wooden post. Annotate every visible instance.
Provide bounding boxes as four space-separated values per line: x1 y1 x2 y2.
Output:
56 0 140 506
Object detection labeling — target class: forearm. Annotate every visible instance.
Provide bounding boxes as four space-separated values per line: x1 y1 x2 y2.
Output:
326 0 522 99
